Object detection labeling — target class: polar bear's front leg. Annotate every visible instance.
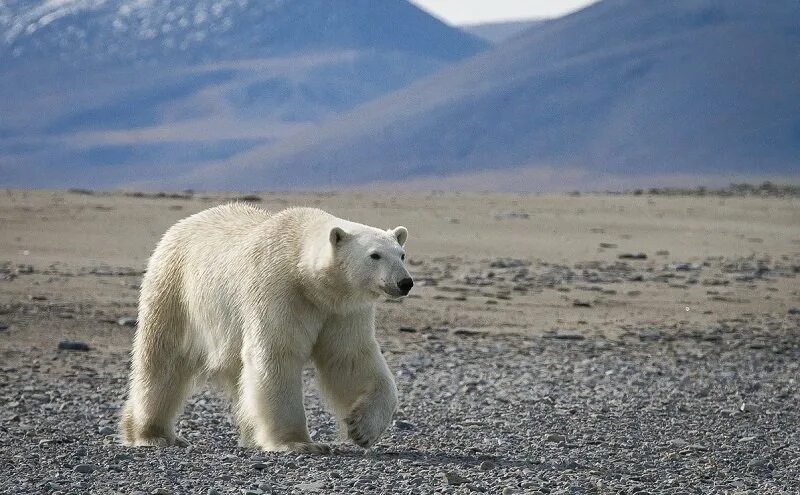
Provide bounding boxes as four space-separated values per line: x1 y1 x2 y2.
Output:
313 311 398 448
239 343 330 454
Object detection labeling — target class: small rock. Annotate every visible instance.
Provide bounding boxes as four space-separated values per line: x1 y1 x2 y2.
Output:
618 253 647 260
58 340 90 351
572 300 591 307
296 480 325 491
788 307 800 315
99 426 115 435
639 329 663 341
0 323 8 331
393 420 415 431
547 332 585 341
398 326 417 333
117 316 137 327
151 489 171 495
251 462 269 470
207 490 221 495
479 460 495 471
543 433 567 443
740 402 757 413
453 328 485 337
73 464 96 474
440 471 470 485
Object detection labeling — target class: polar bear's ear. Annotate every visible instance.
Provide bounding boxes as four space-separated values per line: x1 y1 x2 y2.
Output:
391 226 408 247
329 226 351 247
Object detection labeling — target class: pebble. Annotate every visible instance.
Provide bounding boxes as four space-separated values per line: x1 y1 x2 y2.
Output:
99 426 115 435
543 433 567 443
73 464 96 474
618 253 647 260
393 420 415 430
440 471 470 485
296 480 325 491
117 316 138 327
58 340 90 351
151 489 171 495
479 460 495 471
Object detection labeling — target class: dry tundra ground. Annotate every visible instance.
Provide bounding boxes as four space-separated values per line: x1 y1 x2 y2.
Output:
1 189 799 494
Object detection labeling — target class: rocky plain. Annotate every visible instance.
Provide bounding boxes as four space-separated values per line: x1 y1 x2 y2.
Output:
1 188 798 494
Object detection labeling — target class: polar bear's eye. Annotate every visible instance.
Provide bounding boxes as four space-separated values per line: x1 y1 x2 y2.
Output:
370 253 381 260
401 254 405 261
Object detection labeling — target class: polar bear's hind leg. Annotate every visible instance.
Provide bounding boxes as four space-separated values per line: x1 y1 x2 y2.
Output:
121 301 194 447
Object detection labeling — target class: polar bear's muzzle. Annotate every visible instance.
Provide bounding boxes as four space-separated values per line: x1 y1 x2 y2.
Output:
397 277 414 295
381 276 414 298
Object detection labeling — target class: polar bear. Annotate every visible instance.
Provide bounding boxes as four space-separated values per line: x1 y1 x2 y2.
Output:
120 204 412 453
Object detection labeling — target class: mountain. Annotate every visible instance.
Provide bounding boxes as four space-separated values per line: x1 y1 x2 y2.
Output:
182 0 800 191
462 19 543 44
0 0 487 187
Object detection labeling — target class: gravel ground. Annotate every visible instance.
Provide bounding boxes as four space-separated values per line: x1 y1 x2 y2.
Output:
2 315 799 494
2 190 799 494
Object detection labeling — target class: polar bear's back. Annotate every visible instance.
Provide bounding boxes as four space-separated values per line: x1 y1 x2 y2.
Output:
137 204 330 369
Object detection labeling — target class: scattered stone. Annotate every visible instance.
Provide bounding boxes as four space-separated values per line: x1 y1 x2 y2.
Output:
639 329 663 341
788 307 800 315
234 195 262 202
99 426 115 435
572 300 592 307
479 461 495 471
296 480 325 491
599 242 618 248
618 253 647 260
17 264 34 274
452 328 486 337
58 340 90 351
73 464 96 474
543 433 567 443
117 316 137 327
151 489 171 495
0 323 8 331
546 331 585 341
740 402 757 413
398 326 417 333
393 420 415 431
251 462 269 470
440 471 470 485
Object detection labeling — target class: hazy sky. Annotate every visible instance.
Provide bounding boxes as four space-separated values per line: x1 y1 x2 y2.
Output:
409 0 597 25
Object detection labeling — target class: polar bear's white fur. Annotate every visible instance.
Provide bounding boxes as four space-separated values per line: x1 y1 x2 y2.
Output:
120 204 412 453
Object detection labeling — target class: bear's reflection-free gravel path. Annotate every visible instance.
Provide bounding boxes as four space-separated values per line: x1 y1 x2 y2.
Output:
1 322 799 494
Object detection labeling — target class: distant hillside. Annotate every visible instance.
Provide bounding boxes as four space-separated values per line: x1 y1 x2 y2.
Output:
462 19 543 44
0 0 486 187
186 0 800 190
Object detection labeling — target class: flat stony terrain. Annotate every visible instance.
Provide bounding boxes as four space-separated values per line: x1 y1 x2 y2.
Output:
1 189 799 494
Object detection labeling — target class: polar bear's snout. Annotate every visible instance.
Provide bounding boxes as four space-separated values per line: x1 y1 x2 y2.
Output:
397 277 414 295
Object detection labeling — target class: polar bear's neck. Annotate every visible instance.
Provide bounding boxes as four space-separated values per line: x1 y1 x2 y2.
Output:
296 217 371 315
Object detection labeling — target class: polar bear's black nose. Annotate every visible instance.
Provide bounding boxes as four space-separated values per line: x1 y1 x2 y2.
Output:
398 278 414 294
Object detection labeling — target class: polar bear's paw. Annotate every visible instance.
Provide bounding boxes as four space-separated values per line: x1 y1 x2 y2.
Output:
272 441 331 454
345 402 391 448
130 434 190 448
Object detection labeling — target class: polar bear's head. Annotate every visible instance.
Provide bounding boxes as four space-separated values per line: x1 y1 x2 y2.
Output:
330 225 413 300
